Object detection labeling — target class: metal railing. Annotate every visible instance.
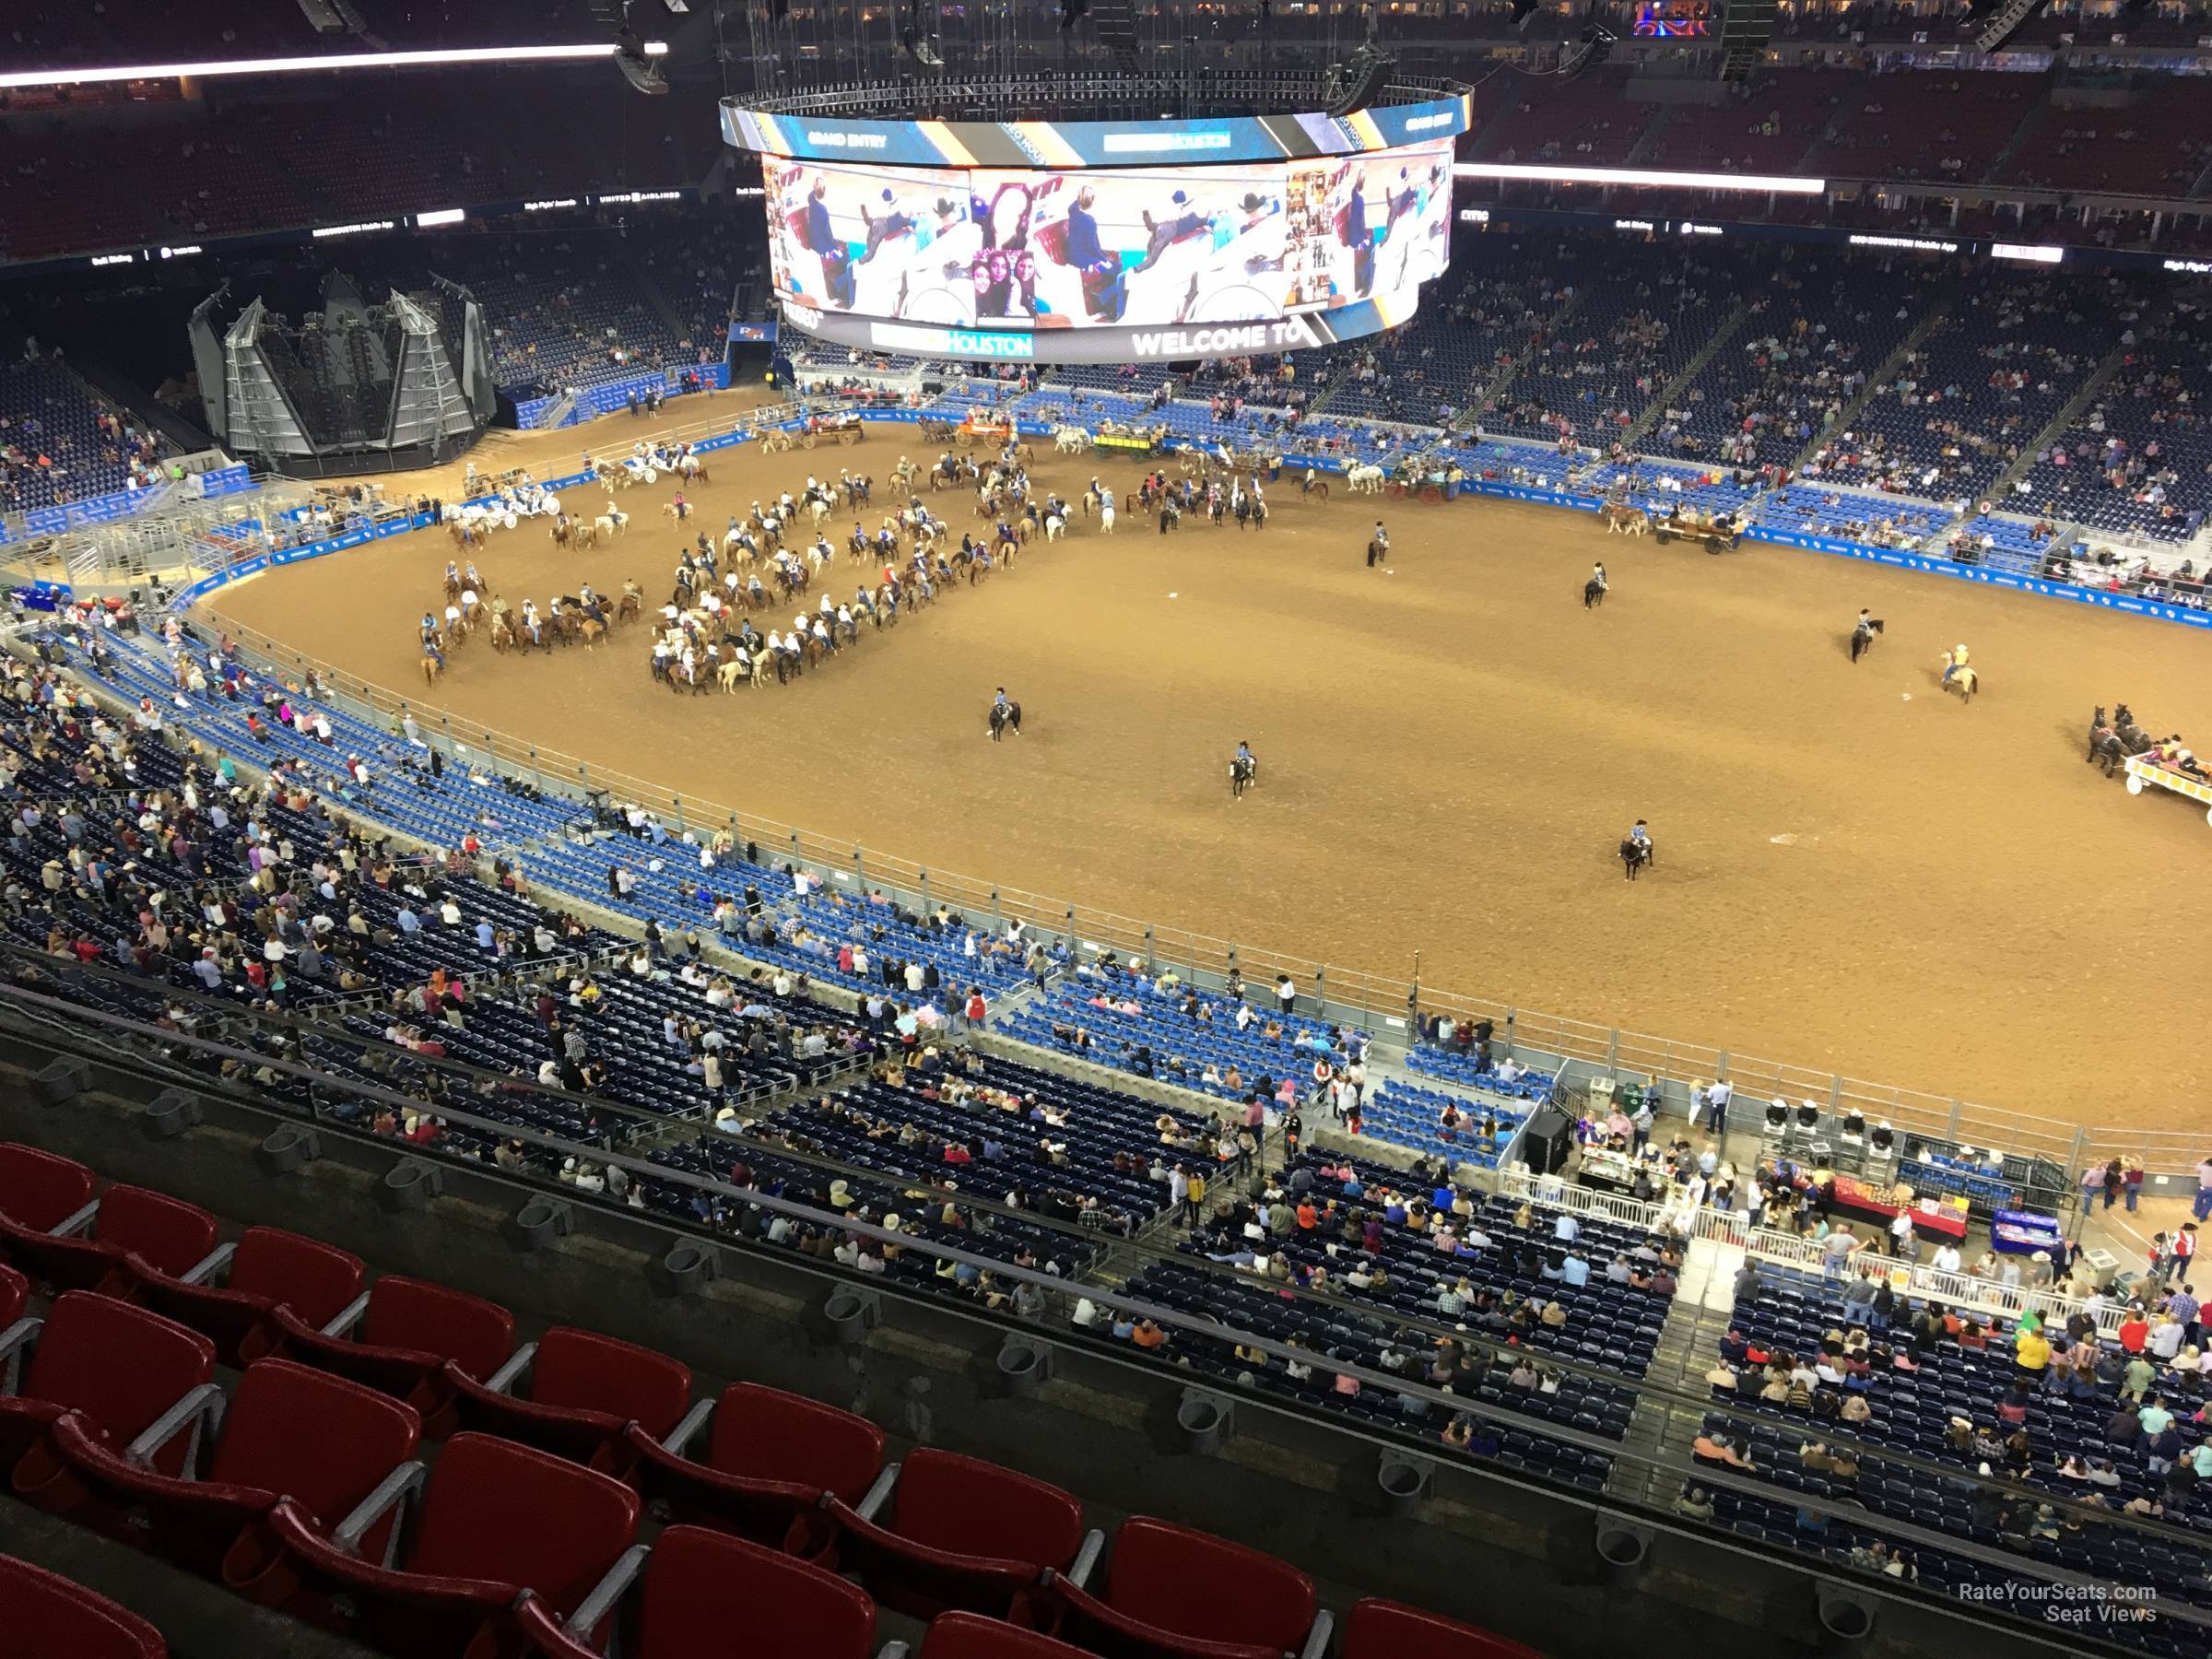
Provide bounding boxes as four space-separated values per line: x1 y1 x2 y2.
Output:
1498 1169 2130 1337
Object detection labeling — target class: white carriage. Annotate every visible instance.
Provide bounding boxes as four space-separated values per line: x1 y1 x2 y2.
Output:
2123 754 2212 828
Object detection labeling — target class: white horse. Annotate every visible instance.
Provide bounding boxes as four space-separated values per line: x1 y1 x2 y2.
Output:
1054 426 1092 454
1044 512 1067 542
1347 464 1386 495
1100 498 1116 534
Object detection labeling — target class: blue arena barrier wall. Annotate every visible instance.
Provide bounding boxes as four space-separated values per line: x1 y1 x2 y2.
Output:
1743 527 2212 632
0 466 260 547
196 464 256 500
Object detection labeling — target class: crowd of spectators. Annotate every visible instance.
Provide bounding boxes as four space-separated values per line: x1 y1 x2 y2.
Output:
0 352 171 517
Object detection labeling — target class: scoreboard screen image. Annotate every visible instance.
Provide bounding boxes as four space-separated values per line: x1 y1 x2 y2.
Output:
760 139 1453 360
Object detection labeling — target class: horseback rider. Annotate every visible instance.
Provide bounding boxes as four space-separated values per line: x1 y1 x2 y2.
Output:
1942 642 1969 685
1629 819 1652 857
1851 608 1879 664
1593 561 1608 593
1234 740 1257 778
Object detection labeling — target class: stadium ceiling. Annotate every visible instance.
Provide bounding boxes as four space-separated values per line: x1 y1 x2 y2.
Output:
0 41 668 91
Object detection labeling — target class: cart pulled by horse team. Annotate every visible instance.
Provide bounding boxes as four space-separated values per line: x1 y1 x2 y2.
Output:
802 410 866 449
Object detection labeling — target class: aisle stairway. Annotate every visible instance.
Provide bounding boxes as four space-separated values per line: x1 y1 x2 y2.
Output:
1605 1235 1738 1508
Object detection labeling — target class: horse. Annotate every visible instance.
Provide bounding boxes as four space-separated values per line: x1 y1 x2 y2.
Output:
1583 577 1607 609
988 700 1023 743
1054 426 1091 454
1100 499 1116 535
1347 463 1386 495
1618 837 1650 881
2088 708 2129 775
759 429 794 454
1941 661 1980 702
1300 470 1330 501
549 513 572 547
1604 503 1648 537
1230 754 1257 799
420 653 443 687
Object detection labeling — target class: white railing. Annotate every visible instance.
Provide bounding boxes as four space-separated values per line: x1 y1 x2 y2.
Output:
1497 1166 2126 1335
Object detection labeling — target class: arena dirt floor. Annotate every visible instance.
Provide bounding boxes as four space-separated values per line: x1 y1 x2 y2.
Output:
204 400 2212 1135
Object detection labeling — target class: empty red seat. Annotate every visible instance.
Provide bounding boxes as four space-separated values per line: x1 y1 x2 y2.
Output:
2 1552 168 1659
921 1612 1095 1659
126 1226 365 1367
270 1275 512 1433
1031 1517 1316 1659
1340 1599 1541 1659
626 1381 884 1552
516 1524 876 1659
1 1293 218 1482
4 1184 218 1298
0 1261 26 1332
35 1359 419 1580
253 1431 641 1654
0 1145 97 1265
827 1446 1086 1621
447 1325 691 1472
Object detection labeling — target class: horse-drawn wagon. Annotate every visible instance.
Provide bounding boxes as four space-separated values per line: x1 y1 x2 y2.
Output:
2123 753 2212 828
1653 505 1742 552
1094 420 1165 460
803 411 865 449
957 413 1016 450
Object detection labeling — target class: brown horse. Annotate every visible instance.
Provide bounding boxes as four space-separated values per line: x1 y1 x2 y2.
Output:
420 653 442 686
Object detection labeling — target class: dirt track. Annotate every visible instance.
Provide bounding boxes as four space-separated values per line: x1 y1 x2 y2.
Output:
206 408 2212 1134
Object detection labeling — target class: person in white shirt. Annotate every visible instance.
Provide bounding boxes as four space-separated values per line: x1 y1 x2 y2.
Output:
1888 1210 1917 1262
1931 1241 1963 1276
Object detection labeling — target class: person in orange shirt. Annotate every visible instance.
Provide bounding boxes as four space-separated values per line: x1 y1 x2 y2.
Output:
1131 1319 1167 1351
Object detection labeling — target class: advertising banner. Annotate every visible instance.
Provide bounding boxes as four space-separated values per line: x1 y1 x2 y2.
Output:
722 96 1474 169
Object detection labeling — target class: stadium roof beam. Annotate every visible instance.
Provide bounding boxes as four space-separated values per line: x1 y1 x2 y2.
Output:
1969 0 2053 53
0 41 669 92
1718 0 1777 82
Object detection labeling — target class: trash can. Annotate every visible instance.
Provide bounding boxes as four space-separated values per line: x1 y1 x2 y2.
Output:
996 1337 1049 1398
1815 1585 1876 1653
1375 1455 1429 1518
1175 1391 1230 1455
824 1288 877 1344
1594 1518 1653 1586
